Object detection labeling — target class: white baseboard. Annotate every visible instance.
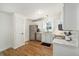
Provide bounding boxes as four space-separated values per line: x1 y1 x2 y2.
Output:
13 42 25 49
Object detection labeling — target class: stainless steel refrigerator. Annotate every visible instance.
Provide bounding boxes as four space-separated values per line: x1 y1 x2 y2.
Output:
29 25 38 40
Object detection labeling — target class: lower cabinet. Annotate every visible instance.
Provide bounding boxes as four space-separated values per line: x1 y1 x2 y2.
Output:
42 32 53 44
36 32 53 43
53 43 77 56
36 32 41 41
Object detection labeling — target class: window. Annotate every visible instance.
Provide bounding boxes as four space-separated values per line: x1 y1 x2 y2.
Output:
43 17 53 32
46 21 52 32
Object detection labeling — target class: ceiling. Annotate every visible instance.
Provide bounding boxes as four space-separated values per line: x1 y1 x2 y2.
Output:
0 3 64 19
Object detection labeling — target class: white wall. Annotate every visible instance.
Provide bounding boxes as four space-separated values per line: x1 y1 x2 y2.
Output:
25 19 31 41
31 6 64 32
76 4 79 31
25 4 64 33
0 11 13 51
33 16 54 32
75 4 79 55
0 11 31 50
0 11 28 50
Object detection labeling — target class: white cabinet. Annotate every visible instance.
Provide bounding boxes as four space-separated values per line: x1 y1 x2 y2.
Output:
53 43 77 56
64 3 77 30
42 32 53 43
36 32 41 41
53 30 79 56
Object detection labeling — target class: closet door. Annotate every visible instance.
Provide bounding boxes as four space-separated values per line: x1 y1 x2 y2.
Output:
14 14 25 49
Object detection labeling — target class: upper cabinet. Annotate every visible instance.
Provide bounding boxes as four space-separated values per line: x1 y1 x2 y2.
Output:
64 3 77 30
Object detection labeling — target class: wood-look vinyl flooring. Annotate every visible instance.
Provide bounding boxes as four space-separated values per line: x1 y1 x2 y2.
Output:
3 40 53 56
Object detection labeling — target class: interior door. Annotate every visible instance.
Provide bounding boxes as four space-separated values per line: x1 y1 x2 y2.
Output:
14 14 25 49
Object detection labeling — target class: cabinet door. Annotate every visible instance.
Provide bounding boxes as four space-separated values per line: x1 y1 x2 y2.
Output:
45 33 53 43
42 33 46 42
42 33 53 43
64 3 77 30
53 43 76 56
36 33 41 41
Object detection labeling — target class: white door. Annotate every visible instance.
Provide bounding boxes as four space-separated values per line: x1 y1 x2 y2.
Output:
14 14 25 49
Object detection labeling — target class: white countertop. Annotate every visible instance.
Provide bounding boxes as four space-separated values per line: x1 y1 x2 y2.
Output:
53 38 78 47
36 30 79 48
